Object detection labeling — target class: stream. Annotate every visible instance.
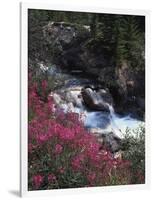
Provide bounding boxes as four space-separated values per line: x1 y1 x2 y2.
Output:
46 64 144 139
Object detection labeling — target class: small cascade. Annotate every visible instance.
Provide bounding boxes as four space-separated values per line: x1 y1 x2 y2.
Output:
107 104 115 118
107 103 124 137
106 103 143 138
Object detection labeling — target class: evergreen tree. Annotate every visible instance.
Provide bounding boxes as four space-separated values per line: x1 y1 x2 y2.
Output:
115 15 144 70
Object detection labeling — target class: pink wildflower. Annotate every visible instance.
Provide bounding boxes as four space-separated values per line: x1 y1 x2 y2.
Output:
54 144 63 154
59 128 75 140
41 80 48 90
48 173 57 183
58 167 65 174
87 172 96 184
33 175 44 189
37 134 49 144
72 154 84 171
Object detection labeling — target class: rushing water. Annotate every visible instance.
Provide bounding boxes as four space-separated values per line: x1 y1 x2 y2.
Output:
68 89 142 138
89 104 142 138
47 64 143 138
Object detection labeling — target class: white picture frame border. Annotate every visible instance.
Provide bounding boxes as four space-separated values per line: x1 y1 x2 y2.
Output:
20 1 151 197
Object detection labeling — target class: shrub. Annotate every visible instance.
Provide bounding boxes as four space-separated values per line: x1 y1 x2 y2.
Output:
28 74 133 190
122 125 145 184
116 16 145 70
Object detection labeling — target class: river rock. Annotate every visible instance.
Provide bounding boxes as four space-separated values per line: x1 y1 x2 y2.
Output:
81 87 112 111
90 128 122 153
101 132 122 153
65 90 83 108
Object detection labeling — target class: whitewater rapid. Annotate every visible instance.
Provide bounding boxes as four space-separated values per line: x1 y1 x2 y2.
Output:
60 87 143 138
47 64 144 138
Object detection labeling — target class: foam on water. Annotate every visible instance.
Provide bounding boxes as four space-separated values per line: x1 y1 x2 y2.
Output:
60 87 143 138
84 104 143 138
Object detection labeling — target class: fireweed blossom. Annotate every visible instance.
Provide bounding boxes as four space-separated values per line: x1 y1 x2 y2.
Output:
58 167 65 174
28 76 136 190
71 154 85 171
87 172 96 185
48 173 57 183
33 175 44 189
54 144 63 154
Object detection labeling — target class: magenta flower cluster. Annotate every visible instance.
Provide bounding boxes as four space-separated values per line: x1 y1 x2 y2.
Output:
28 74 132 190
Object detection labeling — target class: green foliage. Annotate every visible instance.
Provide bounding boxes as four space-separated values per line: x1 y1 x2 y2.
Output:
28 9 91 26
116 16 145 70
30 66 65 102
122 125 145 184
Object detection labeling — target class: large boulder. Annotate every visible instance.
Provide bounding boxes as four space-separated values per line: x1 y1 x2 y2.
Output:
42 22 90 64
81 87 113 111
91 128 122 153
42 22 114 73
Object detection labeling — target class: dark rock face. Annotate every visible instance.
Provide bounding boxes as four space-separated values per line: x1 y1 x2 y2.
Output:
114 61 145 118
116 61 145 99
136 97 145 110
42 22 113 72
43 22 80 49
81 87 113 111
42 22 91 66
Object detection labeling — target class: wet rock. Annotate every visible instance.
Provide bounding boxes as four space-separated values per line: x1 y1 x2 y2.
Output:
90 128 122 153
65 90 83 108
51 92 70 112
81 87 113 111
